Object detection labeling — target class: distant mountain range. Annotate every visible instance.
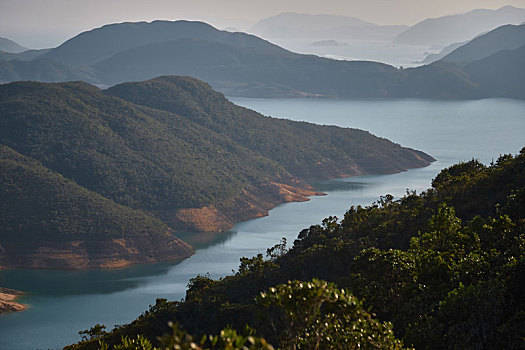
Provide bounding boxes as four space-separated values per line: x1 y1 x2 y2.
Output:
394 5 525 46
419 41 468 64
249 13 407 42
40 20 288 67
0 76 433 269
440 24 525 62
0 37 27 53
0 19 524 99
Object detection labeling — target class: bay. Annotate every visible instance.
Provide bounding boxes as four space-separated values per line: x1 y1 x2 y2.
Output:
1 97 524 349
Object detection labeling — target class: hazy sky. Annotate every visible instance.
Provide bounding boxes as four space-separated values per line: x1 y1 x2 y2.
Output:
2 0 525 48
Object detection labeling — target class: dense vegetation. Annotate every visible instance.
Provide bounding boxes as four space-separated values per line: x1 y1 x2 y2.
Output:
0 78 430 211
0 144 193 268
0 77 431 268
1 20 524 99
69 149 524 349
0 145 173 241
106 76 433 179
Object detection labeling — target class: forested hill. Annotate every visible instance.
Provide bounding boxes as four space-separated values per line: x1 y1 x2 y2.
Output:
1 20 524 99
68 149 525 349
106 76 434 179
0 76 433 269
0 145 193 269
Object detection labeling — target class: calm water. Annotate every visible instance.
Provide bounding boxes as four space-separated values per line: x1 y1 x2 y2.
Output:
1 98 524 349
265 39 432 67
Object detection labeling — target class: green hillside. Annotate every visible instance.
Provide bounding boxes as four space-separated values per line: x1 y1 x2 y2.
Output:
68 149 524 349
106 76 435 179
0 145 193 269
0 76 433 268
0 80 285 211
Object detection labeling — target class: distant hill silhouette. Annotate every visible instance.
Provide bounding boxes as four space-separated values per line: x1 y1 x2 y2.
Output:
90 37 397 97
0 20 524 99
463 44 525 99
0 58 98 84
420 41 467 64
41 20 287 66
394 6 525 46
0 37 27 53
250 13 407 41
441 24 525 62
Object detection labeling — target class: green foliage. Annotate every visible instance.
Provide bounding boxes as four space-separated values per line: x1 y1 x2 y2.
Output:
68 145 524 348
106 335 153 350
0 145 177 244
79 324 107 342
1 78 431 213
257 279 409 349
106 76 434 181
98 323 274 350
0 78 432 265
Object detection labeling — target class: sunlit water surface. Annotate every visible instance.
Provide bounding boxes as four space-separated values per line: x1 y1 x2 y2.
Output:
1 97 524 349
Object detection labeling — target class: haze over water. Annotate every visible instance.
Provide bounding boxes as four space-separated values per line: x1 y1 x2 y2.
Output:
1 97 524 349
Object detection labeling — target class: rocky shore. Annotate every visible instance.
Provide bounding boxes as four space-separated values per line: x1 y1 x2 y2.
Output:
0 287 25 315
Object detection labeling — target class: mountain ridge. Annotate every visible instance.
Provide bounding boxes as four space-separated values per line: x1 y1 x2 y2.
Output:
41 20 288 67
441 23 525 62
249 12 408 41
394 5 525 46
0 37 27 54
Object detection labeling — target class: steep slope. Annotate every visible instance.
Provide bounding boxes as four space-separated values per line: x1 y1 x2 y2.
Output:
0 145 193 269
67 150 525 349
0 37 27 54
394 61 481 99
0 80 287 212
463 44 525 99
394 6 525 46
0 77 434 268
41 20 287 66
441 23 525 62
105 76 435 179
249 12 407 41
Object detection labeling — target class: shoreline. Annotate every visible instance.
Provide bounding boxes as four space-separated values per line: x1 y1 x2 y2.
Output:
0 161 434 271
0 287 26 315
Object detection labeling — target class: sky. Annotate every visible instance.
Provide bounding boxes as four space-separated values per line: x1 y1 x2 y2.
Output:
1 0 525 48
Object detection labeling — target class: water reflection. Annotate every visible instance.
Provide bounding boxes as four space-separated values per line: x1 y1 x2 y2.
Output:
0 261 180 297
177 230 238 250
311 179 368 192
1 97 523 350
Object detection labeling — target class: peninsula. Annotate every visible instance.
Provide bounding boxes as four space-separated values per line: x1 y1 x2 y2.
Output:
0 76 434 269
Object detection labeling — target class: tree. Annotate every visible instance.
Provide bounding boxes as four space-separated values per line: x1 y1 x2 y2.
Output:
257 279 410 350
